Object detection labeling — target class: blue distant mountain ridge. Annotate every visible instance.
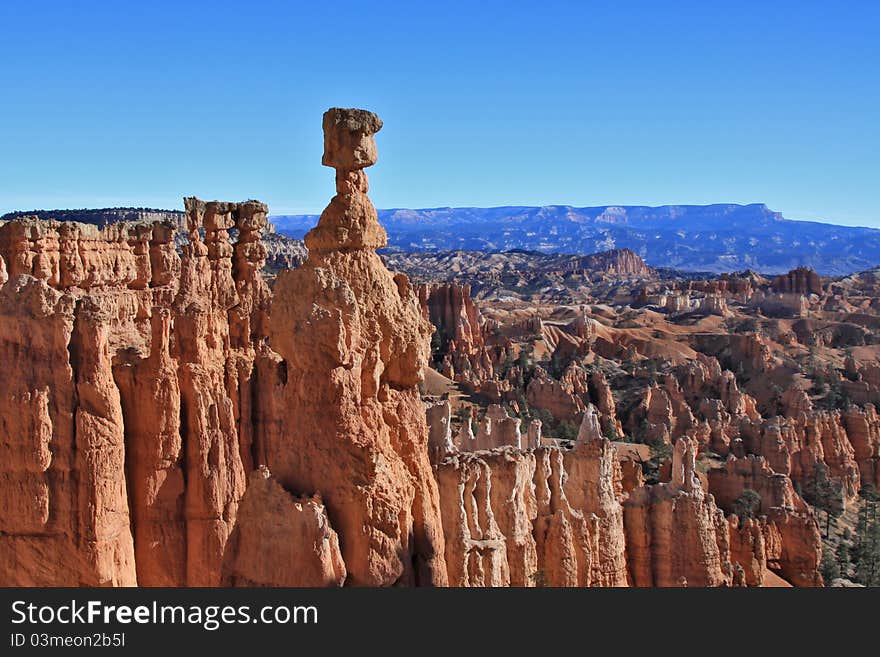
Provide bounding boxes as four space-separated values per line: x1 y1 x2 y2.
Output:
271 203 880 276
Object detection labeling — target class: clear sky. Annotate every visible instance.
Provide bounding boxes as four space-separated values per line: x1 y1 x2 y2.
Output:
1 1 877 226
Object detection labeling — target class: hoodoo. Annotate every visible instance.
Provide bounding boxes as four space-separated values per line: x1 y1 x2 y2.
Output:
267 108 448 586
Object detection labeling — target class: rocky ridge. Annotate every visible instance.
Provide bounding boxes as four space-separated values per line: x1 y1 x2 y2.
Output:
275 203 880 275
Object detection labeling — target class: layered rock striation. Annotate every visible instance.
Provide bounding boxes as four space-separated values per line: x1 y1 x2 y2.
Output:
0 201 273 586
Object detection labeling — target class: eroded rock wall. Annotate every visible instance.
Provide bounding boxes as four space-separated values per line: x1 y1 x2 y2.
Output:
0 201 291 586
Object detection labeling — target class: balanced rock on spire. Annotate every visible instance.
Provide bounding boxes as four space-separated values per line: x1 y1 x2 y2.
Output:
305 108 387 253
266 107 447 586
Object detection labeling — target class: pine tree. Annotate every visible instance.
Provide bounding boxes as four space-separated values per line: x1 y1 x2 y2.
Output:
555 420 578 442
836 541 851 578
603 420 619 442
820 545 840 583
853 518 880 586
853 484 880 586
732 489 762 523
802 462 844 538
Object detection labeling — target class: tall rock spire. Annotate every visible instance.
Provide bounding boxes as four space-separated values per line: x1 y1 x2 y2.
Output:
267 108 448 586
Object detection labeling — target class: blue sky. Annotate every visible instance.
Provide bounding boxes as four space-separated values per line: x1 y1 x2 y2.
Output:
0 1 877 226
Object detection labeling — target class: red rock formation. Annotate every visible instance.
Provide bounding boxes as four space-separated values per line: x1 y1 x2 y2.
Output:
576 405 603 442
483 450 540 585
531 447 594 587
772 266 822 295
740 420 794 477
565 248 653 277
623 439 733 587
220 468 346 587
471 404 522 451
113 310 185 585
570 306 599 340
454 412 477 451
628 377 701 445
265 108 447 586
524 419 543 449
665 294 691 313
687 274 756 301
563 437 629 586
426 398 455 461
754 291 810 317
436 453 512 586
524 362 621 432
589 370 622 437
70 297 139 585
700 294 729 316
727 515 766 586
173 199 250 586
419 283 483 354
844 404 880 489
691 332 775 374
437 446 610 587
620 457 646 493
0 220 180 585
811 411 861 500
718 371 760 420
0 275 137 586
526 365 587 422
707 455 823 586
764 507 823 587
417 282 503 391
757 406 861 503
709 455 808 513
0 202 274 587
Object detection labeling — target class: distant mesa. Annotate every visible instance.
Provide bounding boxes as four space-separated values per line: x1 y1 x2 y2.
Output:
273 203 880 276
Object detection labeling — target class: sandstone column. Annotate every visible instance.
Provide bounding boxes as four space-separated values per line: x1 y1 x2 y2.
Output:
268 108 448 585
